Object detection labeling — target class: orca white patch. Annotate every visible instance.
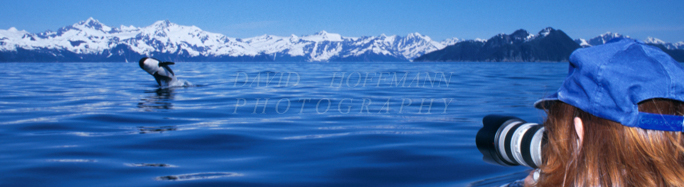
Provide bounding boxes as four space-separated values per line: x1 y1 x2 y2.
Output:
139 57 177 87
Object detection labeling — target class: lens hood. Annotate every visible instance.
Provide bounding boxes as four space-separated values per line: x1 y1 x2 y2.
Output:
476 115 524 166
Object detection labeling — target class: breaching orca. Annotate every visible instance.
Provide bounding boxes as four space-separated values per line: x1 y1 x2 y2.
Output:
139 57 177 87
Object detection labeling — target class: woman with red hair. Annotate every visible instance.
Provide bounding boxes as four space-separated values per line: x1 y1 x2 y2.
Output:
526 38 684 186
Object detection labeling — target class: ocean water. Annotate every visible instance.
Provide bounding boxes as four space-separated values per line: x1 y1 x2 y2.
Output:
0 62 567 186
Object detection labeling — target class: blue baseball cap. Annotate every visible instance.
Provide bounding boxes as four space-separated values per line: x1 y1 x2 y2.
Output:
534 38 684 132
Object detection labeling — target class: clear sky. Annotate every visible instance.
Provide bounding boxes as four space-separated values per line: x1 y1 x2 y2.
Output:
1 0 683 42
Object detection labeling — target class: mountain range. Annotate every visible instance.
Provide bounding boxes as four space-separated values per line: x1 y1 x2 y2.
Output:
414 28 684 62
0 18 458 62
0 18 682 62
573 32 684 62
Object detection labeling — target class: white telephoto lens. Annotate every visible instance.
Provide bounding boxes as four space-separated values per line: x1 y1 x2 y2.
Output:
498 121 523 164
510 123 535 167
530 127 545 167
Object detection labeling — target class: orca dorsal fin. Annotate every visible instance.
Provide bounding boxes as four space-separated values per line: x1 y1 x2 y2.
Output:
163 65 175 76
159 61 175 66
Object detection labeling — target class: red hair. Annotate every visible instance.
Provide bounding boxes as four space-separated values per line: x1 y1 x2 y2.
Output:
536 99 684 186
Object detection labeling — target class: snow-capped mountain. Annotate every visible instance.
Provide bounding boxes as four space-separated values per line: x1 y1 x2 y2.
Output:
570 32 684 62
574 32 684 50
0 18 458 62
644 37 684 50
574 32 630 47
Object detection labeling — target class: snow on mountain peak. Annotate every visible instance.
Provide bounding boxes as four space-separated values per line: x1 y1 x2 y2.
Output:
302 30 343 42
244 34 282 43
642 37 683 50
0 27 30 40
539 27 554 37
406 32 432 41
118 25 138 32
599 32 621 38
407 32 422 37
574 32 684 50
289 34 300 41
645 37 666 44
75 17 112 32
151 20 175 29
0 18 467 61
82 17 98 24
576 32 631 47
576 38 590 47
441 37 461 46
672 42 684 50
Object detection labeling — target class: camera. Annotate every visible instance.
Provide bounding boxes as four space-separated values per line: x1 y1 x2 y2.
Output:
476 115 546 168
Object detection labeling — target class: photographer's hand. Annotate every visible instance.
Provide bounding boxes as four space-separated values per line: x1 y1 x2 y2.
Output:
523 169 539 187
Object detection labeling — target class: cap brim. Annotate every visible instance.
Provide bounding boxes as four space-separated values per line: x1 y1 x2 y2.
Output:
534 93 559 109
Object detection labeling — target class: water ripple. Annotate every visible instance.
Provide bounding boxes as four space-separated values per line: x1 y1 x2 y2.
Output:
282 130 454 140
46 159 97 163
125 163 177 168
156 172 244 181
0 62 568 186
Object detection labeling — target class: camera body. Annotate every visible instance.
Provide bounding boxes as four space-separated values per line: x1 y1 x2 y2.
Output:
476 115 545 168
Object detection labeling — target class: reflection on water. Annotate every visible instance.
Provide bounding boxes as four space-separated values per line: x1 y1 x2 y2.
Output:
156 172 244 181
138 126 178 134
138 88 175 110
137 126 178 134
125 163 178 168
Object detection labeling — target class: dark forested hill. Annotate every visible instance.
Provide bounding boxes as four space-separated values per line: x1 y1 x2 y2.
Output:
414 28 580 62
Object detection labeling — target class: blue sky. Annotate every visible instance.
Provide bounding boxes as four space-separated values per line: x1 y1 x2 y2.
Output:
1 0 683 42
